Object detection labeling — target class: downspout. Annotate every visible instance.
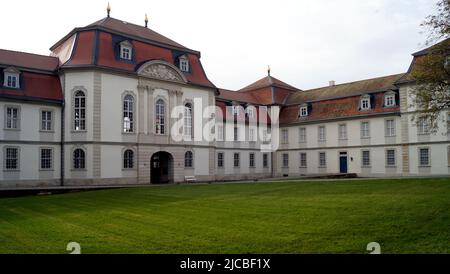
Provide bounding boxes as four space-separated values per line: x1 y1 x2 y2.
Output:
60 101 65 186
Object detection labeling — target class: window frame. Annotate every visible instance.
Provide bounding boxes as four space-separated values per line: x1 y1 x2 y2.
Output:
120 44 132 60
184 103 193 139
233 153 240 168
282 153 289 168
299 106 308 117
299 127 307 143
361 121 370 139
185 151 194 168
40 110 53 132
281 129 289 144
217 152 224 168
318 126 326 142
155 98 166 135
300 152 307 168
39 147 53 171
385 119 396 137
386 149 396 167
179 56 189 72
319 152 327 168
419 148 430 167
362 150 371 167
123 149 135 170
73 90 86 132
360 96 371 111
73 148 86 170
417 117 430 135
263 153 269 168
4 106 20 130
4 146 20 171
249 153 255 168
338 124 347 140
384 93 396 108
123 94 135 133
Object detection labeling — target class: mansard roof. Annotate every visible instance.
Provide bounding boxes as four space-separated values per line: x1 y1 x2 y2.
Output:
239 75 301 93
0 50 62 103
0 49 59 72
285 73 404 105
52 17 196 54
51 17 216 89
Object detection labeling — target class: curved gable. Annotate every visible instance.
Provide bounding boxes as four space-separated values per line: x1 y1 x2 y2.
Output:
137 60 187 84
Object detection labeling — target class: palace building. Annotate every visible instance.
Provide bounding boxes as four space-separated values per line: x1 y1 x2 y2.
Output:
1 11 450 188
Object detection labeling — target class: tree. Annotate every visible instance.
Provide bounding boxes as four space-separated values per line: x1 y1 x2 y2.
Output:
411 0 450 130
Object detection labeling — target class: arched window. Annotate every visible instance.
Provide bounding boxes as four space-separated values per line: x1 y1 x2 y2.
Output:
123 95 134 133
74 91 86 131
184 103 193 139
185 151 193 168
73 149 85 169
155 99 166 135
123 149 134 169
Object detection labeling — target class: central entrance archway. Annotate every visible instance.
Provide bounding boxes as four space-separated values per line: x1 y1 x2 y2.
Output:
150 151 174 184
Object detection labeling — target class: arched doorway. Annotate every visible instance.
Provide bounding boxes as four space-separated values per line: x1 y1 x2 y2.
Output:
150 151 174 184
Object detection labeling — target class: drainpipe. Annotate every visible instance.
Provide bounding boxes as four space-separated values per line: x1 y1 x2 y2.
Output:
60 101 65 187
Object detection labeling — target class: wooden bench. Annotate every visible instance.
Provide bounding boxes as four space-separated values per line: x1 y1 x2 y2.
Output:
184 176 197 183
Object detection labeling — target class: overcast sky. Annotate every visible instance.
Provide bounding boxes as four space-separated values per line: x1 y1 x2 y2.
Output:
1 0 438 90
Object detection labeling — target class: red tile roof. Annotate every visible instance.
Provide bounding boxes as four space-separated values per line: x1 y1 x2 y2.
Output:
0 49 59 72
86 17 191 52
285 73 404 105
239 75 300 92
0 50 62 102
280 93 399 125
57 18 216 89
0 71 62 102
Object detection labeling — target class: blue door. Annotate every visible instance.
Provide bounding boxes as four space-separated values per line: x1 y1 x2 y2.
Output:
340 156 348 174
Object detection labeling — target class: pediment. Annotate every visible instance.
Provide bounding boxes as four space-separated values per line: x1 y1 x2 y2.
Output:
137 61 187 84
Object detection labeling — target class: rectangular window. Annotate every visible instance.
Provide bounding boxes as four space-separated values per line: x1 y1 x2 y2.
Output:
385 119 395 137
299 127 306 143
385 94 396 107
361 121 370 138
418 117 430 135
40 148 53 170
41 110 53 131
386 149 396 167
338 124 347 140
249 153 255 168
299 106 308 117
5 107 19 129
319 152 327 168
419 148 430 166
217 152 224 168
180 59 189 72
361 98 370 110
234 127 239 141
121 46 131 60
234 153 240 167
281 129 289 144
7 75 18 88
362 150 371 167
217 125 224 141
282 153 289 168
300 152 307 168
318 126 326 142
263 153 269 168
5 147 19 170
249 128 256 142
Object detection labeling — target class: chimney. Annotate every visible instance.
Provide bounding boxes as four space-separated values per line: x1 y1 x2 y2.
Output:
329 80 335 87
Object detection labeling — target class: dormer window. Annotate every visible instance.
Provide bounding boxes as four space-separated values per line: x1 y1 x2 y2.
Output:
120 41 133 60
3 67 20 89
360 95 371 111
299 105 308 117
384 92 396 107
179 55 189 72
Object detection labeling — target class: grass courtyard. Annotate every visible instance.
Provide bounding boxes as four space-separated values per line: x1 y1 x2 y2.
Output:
0 178 449 254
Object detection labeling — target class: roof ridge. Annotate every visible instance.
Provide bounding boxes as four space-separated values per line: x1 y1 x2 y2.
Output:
301 73 405 93
0 48 56 60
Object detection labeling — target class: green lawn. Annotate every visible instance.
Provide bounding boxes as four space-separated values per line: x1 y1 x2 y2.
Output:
0 178 449 254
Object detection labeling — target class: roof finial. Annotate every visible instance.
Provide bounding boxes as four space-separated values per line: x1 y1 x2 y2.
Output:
107 2 111 17
145 14 149 28
268 65 271 76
